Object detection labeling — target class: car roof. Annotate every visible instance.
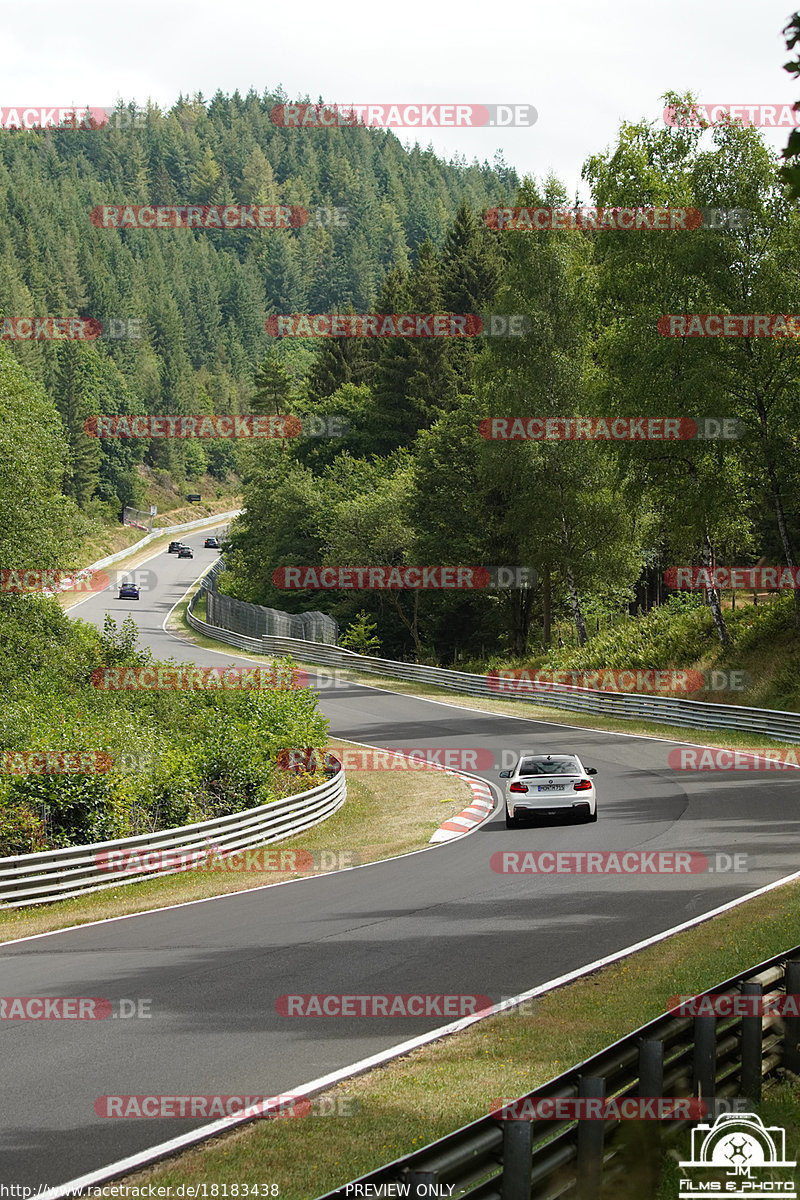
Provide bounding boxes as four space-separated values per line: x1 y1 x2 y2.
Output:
517 754 581 768
517 753 579 761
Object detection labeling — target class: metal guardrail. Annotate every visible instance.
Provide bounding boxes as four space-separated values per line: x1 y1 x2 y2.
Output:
186 590 800 743
317 946 800 1200
0 763 346 909
83 509 241 575
198 557 227 591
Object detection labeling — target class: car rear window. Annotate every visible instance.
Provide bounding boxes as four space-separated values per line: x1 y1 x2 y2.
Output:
519 758 580 775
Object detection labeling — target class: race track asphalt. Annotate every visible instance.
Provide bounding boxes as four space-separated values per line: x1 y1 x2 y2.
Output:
2 531 797 1187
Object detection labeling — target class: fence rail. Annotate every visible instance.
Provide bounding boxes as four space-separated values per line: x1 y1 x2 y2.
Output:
316 946 800 1199
199 563 338 643
186 587 800 743
0 763 346 909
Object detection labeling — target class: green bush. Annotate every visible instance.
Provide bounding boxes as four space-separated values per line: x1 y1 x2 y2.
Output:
0 594 331 855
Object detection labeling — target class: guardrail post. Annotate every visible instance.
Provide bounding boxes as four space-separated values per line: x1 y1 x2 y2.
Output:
638 1038 664 1099
636 1039 664 1192
501 1118 533 1200
576 1076 605 1198
740 982 763 1102
783 960 800 1073
693 1014 716 1114
405 1170 437 1198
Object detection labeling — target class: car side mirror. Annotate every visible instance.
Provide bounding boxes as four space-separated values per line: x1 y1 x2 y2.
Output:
499 770 512 778
587 768 597 776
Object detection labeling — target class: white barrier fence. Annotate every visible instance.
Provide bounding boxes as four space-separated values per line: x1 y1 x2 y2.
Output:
0 765 345 909
186 596 800 744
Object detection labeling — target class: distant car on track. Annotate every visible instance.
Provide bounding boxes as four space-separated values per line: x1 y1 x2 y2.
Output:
178 546 194 559
500 753 597 827
168 541 187 553
118 582 140 600
204 536 220 548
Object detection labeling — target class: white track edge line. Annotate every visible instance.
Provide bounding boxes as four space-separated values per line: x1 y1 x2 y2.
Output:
36 530 800 1187
162 579 800 756
42 862 800 1197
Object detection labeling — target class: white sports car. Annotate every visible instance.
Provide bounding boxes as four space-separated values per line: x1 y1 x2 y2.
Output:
500 753 598 828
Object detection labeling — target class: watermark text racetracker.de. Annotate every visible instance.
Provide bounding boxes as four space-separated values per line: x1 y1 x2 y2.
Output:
83 414 350 439
487 207 699 231
1 997 151 1019
265 314 529 338
485 206 751 232
479 417 743 441
85 415 302 439
270 102 537 128
272 566 535 590
487 667 750 693
90 665 309 690
0 317 101 340
91 205 308 229
0 317 143 341
663 101 800 127
668 747 800 771
0 1188 281 1199
276 994 493 1017
95 846 358 876
0 106 109 129
91 204 348 230
659 314 800 337
668 992 800 1017
491 1097 706 1120
0 750 112 775
95 1094 359 1118
278 747 495 772
490 850 749 874
0 568 109 594
665 565 800 590
91 204 348 229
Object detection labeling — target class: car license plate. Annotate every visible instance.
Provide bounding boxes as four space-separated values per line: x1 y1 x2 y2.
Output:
538 784 565 792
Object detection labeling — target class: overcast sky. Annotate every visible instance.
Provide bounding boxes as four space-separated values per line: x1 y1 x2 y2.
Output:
2 0 798 197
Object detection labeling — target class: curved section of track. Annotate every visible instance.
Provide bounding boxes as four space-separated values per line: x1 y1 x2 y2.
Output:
2 531 797 1186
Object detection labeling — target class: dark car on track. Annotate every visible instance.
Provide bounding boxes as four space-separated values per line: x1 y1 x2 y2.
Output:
168 540 186 553
118 582 140 600
204 536 220 548
178 546 194 559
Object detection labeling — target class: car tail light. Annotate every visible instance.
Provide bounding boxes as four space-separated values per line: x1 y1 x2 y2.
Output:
573 779 592 791
509 782 528 793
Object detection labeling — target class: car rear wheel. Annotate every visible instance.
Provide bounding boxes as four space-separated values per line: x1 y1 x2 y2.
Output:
584 808 598 823
505 810 521 829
